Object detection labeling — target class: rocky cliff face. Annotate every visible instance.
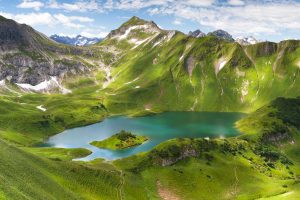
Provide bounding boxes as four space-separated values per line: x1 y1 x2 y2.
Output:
0 15 99 88
208 30 234 41
188 30 206 38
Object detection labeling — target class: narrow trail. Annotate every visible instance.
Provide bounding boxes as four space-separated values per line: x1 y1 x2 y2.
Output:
157 180 181 200
118 170 125 200
232 156 240 198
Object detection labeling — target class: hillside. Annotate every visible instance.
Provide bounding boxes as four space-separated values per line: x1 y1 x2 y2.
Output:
1 16 300 113
1 15 300 200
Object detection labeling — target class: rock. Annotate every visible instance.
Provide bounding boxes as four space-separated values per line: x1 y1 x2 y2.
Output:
188 30 206 38
208 30 234 41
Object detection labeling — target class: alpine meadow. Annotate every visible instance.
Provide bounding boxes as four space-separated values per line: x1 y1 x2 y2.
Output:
1 1 300 199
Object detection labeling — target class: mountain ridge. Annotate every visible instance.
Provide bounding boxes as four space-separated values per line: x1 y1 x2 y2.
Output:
50 34 102 46
1 15 300 114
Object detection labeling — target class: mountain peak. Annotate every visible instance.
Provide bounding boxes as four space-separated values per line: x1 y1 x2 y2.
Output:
188 30 206 38
208 29 234 41
106 16 161 40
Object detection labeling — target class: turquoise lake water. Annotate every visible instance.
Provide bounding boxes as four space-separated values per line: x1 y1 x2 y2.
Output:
45 112 245 161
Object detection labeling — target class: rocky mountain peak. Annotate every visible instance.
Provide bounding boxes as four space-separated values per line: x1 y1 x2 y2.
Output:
188 30 206 38
106 16 161 40
0 15 30 46
208 29 234 42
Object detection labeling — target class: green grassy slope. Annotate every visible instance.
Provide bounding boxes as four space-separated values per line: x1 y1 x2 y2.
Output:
111 97 300 200
1 16 300 200
0 139 121 200
100 21 300 114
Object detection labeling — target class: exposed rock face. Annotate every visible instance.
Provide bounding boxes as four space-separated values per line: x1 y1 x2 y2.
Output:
261 132 292 145
208 30 234 41
185 56 196 77
254 42 278 57
0 15 95 87
0 55 89 85
188 30 206 38
160 148 198 166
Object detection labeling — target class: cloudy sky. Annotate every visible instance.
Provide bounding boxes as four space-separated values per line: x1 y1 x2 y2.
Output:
0 0 299 41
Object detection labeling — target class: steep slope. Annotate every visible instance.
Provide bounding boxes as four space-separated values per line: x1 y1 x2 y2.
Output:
0 139 121 200
2 16 300 114
91 17 300 114
0 15 109 93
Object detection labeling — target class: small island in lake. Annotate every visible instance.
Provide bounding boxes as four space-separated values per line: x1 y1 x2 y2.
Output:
90 130 148 150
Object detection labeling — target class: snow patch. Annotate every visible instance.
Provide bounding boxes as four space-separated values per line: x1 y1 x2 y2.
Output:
124 77 140 85
219 61 227 71
0 80 5 86
215 58 228 74
17 77 71 94
166 31 176 42
179 55 184 61
36 105 47 112
130 38 149 49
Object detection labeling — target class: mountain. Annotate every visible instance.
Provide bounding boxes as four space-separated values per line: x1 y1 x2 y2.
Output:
188 29 206 38
1 15 300 200
1 15 300 114
207 29 234 41
50 34 102 46
0 15 109 92
236 36 259 45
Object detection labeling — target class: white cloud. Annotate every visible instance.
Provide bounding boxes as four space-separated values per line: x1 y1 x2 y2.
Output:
48 0 102 12
227 0 245 6
80 30 109 38
17 0 44 11
147 1 300 37
173 19 182 25
0 12 54 26
184 0 215 7
0 11 94 29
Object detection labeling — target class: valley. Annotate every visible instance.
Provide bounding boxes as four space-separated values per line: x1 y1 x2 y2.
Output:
0 15 300 200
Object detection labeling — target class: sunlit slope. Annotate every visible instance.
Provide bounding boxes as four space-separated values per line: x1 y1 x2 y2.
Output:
0 139 121 200
82 17 298 114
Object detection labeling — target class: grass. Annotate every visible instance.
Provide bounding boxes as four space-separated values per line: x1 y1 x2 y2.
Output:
1 16 300 199
91 130 148 150
0 139 121 200
22 147 92 161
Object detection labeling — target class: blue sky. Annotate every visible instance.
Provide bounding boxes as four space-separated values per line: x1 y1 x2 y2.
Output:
1 0 300 41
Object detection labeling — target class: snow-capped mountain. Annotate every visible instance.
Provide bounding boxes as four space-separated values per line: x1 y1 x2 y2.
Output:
235 36 259 45
188 30 206 38
50 34 102 46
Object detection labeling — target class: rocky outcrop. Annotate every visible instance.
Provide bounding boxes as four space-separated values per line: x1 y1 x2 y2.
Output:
0 15 98 89
208 30 234 42
188 30 206 38
159 148 198 166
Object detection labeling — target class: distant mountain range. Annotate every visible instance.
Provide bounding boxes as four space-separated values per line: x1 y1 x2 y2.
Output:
50 34 102 46
188 29 259 45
